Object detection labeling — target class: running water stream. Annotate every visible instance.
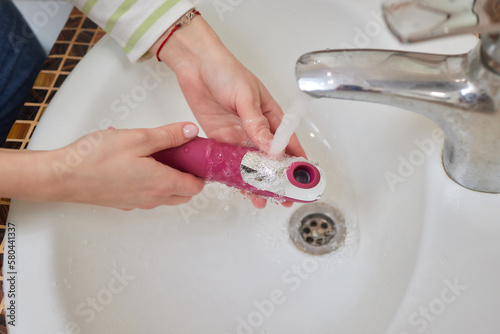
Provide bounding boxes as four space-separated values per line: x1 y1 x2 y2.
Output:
269 90 312 156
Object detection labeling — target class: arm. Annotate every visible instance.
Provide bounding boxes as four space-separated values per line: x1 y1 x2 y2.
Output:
149 14 306 208
0 123 204 210
71 0 196 62
149 15 305 157
69 1 305 207
71 0 303 155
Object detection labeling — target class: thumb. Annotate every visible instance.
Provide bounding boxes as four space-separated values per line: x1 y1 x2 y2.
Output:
139 122 199 155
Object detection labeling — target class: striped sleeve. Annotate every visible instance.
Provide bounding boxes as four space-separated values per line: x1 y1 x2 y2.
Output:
71 0 196 62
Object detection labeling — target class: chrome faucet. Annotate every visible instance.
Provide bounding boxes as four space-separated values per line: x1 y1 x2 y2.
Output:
296 0 500 193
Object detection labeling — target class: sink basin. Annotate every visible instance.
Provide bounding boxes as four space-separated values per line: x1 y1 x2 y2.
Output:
5 1 500 333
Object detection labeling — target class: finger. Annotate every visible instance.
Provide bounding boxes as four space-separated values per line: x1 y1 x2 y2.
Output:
135 122 199 155
280 200 294 208
240 190 267 209
135 194 196 210
284 133 307 159
250 196 267 209
163 195 196 206
161 170 205 197
237 92 275 153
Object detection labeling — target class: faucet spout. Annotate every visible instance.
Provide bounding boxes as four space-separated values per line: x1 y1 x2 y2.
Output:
296 44 500 193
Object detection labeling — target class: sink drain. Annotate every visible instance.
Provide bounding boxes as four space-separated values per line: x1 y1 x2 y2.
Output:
289 202 346 255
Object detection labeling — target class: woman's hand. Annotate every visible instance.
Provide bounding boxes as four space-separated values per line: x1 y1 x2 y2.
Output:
154 17 305 156
151 16 306 207
53 122 205 210
0 122 205 210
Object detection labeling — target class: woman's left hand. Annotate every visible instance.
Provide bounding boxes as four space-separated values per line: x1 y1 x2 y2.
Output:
152 15 306 207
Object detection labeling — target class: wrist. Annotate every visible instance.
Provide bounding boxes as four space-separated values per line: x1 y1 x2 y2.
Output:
0 149 63 202
151 15 229 72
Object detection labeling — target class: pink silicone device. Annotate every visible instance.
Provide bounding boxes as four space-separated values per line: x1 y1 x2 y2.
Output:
151 136 322 202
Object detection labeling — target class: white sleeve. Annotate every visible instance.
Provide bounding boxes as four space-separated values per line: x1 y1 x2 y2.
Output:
71 0 196 62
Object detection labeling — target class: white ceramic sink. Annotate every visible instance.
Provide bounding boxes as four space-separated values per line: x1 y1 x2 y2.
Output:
5 1 500 333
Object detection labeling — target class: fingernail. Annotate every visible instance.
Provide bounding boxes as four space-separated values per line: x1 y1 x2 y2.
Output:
183 123 199 139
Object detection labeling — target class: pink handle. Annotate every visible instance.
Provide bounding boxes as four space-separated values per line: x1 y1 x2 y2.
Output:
151 137 322 202
151 137 268 194
151 137 214 179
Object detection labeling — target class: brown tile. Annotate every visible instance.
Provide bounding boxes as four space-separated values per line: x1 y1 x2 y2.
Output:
71 7 82 16
17 105 40 121
25 89 48 104
82 17 98 29
69 44 89 57
43 57 63 71
33 72 56 88
76 30 95 44
0 205 8 226
36 107 48 121
54 74 68 88
51 43 69 55
66 16 82 28
2 142 22 150
57 29 76 42
7 123 31 140
94 30 106 43
45 90 58 104
62 58 81 72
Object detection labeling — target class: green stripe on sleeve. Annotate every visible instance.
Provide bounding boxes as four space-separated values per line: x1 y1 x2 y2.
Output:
123 0 182 54
81 0 99 15
104 0 138 34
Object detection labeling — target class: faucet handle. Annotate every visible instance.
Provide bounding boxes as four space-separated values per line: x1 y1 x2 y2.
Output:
383 0 500 42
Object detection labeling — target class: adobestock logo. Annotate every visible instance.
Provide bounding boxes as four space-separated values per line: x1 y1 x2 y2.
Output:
109 63 171 120
338 9 387 49
51 62 170 182
178 183 236 223
399 278 467 334
49 267 135 334
51 131 104 182
212 0 243 21
225 256 328 334
384 128 444 192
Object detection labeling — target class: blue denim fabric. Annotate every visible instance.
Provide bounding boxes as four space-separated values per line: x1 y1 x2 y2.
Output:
0 0 46 145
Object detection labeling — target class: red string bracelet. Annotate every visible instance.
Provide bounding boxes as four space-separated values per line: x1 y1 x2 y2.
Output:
156 9 201 62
